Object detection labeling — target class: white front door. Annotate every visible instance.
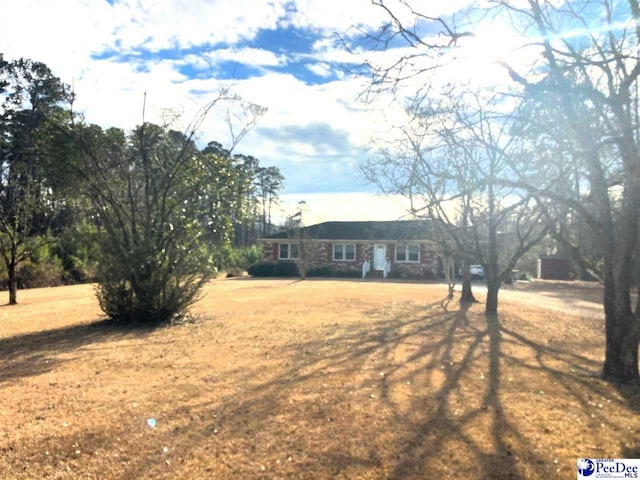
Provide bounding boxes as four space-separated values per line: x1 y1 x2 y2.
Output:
373 244 386 271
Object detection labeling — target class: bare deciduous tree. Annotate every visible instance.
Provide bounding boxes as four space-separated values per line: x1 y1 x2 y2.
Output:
362 90 548 313
363 0 640 383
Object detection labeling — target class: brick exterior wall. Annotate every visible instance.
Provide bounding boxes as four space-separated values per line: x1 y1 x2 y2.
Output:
262 241 279 261
262 240 440 279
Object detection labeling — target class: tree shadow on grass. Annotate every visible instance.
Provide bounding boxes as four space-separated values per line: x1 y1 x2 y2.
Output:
133 299 625 479
8 296 637 479
612 381 640 412
376 308 531 479
0 319 157 383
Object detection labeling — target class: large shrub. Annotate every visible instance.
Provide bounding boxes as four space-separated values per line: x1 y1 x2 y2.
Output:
53 218 100 284
231 245 263 270
0 236 72 289
79 123 222 325
216 244 263 272
16 257 64 288
248 261 299 277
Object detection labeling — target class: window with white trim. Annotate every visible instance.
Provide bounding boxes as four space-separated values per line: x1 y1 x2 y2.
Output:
395 244 420 263
279 243 299 260
333 243 356 261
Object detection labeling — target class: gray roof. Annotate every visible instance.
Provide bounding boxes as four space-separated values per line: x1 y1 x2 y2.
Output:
264 220 430 241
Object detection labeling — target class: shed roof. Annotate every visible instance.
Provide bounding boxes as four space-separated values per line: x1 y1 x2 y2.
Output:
264 220 430 241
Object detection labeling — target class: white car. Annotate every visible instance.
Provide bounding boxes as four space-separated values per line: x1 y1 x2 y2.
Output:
470 264 485 279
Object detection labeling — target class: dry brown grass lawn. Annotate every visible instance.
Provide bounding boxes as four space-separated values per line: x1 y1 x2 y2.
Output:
1 279 639 479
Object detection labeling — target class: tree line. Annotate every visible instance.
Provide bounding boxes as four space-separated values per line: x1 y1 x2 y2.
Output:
0 54 283 317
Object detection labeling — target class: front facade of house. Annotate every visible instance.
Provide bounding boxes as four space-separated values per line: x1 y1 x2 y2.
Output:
262 220 440 279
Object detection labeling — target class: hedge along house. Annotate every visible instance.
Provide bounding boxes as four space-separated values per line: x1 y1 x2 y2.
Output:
262 220 441 279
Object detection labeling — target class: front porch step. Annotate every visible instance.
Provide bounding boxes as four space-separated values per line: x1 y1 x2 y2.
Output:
365 270 385 279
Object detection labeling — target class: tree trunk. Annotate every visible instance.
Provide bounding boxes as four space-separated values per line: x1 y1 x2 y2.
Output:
601 266 640 383
486 169 499 315
267 197 272 236
8 259 17 305
297 238 306 279
441 255 455 298
602 311 640 383
460 263 477 303
485 277 500 315
600 179 640 383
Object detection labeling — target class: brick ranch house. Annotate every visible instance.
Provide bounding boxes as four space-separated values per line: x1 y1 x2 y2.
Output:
262 220 441 279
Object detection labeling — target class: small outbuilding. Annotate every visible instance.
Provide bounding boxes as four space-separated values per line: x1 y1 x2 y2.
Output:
537 257 570 280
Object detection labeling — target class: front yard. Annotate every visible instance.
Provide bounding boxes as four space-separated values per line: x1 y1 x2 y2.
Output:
1 279 638 479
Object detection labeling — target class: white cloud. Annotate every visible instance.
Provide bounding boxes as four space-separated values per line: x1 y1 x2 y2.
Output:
67 59 386 185
73 58 193 128
205 47 288 68
218 71 411 163
98 0 291 51
179 54 212 72
0 0 114 76
283 0 472 37
284 0 386 32
305 62 333 78
0 1 295 64
0 0 394 144
2 0 506 208
303 46 362 66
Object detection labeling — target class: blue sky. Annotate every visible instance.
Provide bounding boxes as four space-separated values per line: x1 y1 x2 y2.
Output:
0 0 485 222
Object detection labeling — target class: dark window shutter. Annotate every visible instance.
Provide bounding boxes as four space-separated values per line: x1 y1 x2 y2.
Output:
328 243 333 262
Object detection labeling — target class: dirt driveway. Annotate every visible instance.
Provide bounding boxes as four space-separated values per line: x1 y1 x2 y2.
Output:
459 279 605 319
